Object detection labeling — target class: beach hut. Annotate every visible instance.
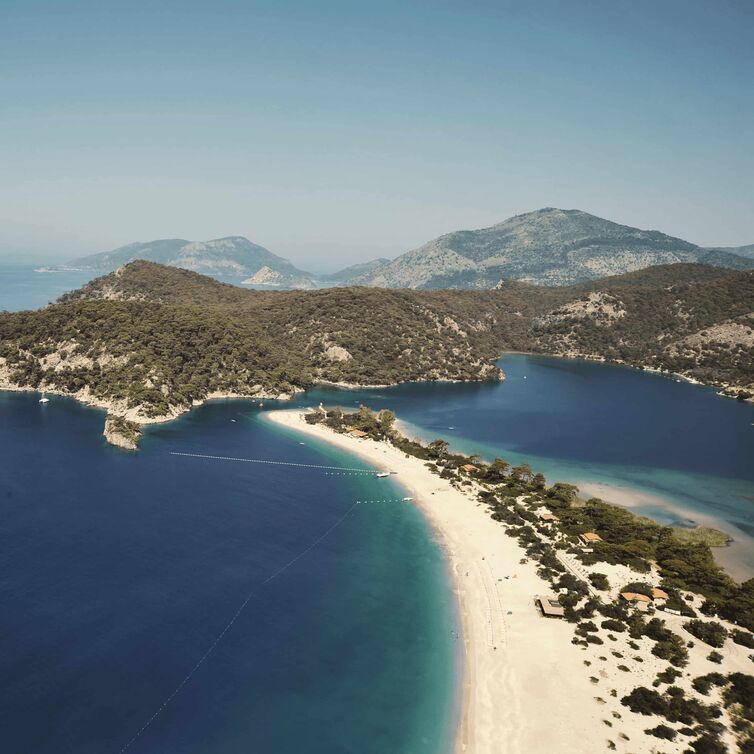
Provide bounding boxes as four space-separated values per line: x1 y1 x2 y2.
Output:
620 592 652 612
651 587 669 602
578 532 603 546
539 512 560 523
460 463 478 473
536 595 565 618
347 429 369 439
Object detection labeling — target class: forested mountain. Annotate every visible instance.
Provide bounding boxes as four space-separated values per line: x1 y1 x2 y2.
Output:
320 258 390 284
1 262 751 428
62 236 316 288
345 208 754 288
705 244 754 260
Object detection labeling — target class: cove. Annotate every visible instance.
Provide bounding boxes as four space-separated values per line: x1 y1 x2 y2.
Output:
0 392 457 753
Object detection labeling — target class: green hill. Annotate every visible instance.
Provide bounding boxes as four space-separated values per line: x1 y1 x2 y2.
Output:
1 262 751 429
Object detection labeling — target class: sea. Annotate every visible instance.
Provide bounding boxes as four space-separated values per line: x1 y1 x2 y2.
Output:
1 265 754 752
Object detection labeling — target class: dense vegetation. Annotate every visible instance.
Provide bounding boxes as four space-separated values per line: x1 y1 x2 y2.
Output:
1 261 752 422
533 266 754 398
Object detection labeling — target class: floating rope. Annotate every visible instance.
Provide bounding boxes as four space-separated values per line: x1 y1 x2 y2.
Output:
118 500 359 753
169 451 377 474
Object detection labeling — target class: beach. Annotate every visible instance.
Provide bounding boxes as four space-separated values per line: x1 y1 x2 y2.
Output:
266 409 612 753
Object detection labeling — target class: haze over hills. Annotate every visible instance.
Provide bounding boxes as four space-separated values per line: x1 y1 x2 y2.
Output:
344 208 754 288
61 236 317 289
705 244 754 260
47 208 753 291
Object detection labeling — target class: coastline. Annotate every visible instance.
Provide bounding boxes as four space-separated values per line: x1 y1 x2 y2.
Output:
575 480 754 583
532 350 754 405
265 409 608 754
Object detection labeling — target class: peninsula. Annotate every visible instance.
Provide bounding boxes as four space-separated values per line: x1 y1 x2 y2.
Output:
270 406 754 754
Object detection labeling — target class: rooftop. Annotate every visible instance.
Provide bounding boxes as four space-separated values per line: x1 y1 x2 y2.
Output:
536 595 565 618
620 592 652 603
579 532 603 543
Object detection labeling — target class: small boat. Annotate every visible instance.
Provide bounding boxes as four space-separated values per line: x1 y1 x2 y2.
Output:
259 403 264 408
403 496 413 502
376 472 389 478
231 419 236 422
39 392 49 404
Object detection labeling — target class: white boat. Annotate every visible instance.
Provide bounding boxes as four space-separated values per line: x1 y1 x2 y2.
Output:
403 497 413 502
376 472 389 478
39 392 49 404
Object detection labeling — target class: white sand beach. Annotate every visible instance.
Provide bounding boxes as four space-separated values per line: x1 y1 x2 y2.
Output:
267 410 618 753
267 409 754 753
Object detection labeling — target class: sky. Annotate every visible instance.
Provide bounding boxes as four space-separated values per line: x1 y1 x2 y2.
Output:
0 0 752 270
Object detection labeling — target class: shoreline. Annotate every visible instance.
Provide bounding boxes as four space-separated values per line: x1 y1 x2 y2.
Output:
265 409 608 754
575 480 754 583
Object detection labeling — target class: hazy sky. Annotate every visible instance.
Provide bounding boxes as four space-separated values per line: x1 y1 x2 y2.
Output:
1 0 752 269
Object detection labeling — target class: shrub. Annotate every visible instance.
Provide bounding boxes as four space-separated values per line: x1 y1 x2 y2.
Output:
692 673 726 696
732 630 754 649
645 724 676 740
656 666 682 684
601 619 627 633
684 619 728 648
576 621 599 634
621 687 666 716
652 636 689 668
707 651 723 664
724 673 754 724
589 572 610 590
685 734 727 754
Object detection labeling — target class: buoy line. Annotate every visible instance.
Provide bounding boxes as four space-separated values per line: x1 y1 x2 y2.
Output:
169 451 377 474
117 501 359 753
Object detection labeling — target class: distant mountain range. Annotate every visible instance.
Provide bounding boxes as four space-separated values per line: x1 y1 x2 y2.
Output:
61 236 317 289
344 208 754 288
55 209 753 289
706 244 754 260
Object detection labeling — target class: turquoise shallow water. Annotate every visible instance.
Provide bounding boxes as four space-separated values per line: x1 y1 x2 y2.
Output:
0 394 458 753
298 355 754 579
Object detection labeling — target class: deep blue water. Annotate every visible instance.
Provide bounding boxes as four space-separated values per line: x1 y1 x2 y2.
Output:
0 394 457 753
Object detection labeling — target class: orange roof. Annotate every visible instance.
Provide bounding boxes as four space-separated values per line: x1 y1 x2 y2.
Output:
620 592 652 603
348 429 368 438
460 464 478 472
580 532 603 542
651 587 669 600
539 513 559 522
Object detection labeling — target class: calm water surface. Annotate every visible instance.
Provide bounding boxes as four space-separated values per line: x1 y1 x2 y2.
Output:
0 265 96 311
0 394 457 753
